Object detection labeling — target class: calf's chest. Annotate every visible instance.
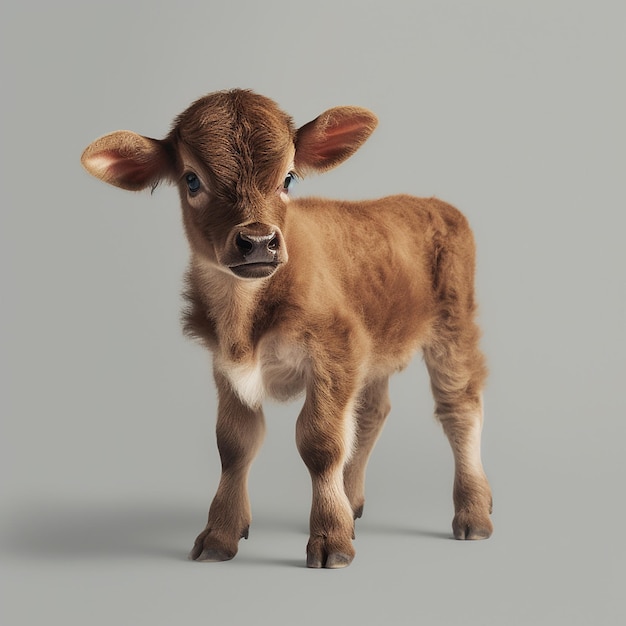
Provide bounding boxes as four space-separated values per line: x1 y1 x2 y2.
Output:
216 338 309 408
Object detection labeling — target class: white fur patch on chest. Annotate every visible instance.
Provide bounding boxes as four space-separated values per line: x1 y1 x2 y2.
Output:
218 339 309 408
221 359 266 409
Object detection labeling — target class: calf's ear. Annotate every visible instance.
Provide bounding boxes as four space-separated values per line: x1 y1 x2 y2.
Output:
294 106 378 175
81 131 173 191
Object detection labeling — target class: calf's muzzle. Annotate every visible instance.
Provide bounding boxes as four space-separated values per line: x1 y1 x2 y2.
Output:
228 223 286 279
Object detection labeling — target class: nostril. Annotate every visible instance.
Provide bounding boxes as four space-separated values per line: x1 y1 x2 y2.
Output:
267 235 279 251
236 233 254 255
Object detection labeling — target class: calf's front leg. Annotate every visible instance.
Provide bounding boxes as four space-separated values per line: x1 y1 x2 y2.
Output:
190 372 266 562
296 381 359 569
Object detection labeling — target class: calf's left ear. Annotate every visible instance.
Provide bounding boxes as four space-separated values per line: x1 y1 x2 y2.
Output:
294 106 378 175
81 131 173 191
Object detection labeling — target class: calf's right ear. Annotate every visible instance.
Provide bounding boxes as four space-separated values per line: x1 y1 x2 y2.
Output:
81 131 172 191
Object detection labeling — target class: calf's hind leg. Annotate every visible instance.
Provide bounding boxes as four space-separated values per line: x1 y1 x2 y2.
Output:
343 376 391 520
424 326 493 540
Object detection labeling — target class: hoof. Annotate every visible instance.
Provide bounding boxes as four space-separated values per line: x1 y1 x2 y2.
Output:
452 511 493 540
325 552 354 569
306 534 355 569
306 551 354 569
190 547 235 562
189 525 243 562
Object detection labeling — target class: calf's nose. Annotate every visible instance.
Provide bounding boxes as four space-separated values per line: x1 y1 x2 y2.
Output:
235 229 280 263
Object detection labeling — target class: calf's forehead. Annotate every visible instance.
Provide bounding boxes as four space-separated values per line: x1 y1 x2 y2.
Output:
169 90 296 195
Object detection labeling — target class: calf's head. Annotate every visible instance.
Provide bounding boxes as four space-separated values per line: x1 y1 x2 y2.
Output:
81 89 377 279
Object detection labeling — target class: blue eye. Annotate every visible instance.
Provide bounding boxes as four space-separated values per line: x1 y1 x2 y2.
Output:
283 172 297 192
185 173 200 194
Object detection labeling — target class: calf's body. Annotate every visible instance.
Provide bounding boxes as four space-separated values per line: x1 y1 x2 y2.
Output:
82 89 493 568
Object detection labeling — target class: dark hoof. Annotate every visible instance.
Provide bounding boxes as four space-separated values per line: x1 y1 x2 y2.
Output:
452 512 493 540
325 552 354 569
190 547 235 562
189 525 244 562
306 551 354 569
453 526 493 540
306 534 355 569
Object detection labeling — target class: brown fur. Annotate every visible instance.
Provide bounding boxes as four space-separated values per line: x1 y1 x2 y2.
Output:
81 88 493 568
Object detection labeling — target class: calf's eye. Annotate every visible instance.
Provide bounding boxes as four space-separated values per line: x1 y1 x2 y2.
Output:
283 172 297 193
185 173 201 194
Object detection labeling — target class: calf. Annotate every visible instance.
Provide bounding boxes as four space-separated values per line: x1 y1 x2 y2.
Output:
81 89 493 568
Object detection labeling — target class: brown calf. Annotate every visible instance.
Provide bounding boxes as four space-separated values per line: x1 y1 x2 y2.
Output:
81 89 493 568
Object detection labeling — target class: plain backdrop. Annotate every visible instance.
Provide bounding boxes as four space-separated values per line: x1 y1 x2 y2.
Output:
1 1 624 624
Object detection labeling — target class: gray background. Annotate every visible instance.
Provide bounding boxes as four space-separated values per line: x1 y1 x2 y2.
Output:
2 1 624 624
